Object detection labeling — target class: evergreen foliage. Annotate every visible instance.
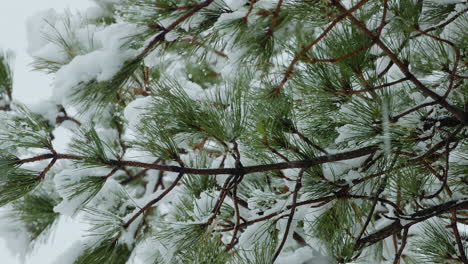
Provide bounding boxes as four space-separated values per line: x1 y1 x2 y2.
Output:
0 0 467 263
10 191 60 242
0 49 14 105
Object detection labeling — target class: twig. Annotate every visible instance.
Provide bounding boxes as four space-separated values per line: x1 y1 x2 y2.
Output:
451 211 468 263
123 171 185 228
393 227 409 264
272 168 305 262
272 0 370 94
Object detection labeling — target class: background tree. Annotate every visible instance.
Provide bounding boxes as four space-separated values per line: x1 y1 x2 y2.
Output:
0 0 467 263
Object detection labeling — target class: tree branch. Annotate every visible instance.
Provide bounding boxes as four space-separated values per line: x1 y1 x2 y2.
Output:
331 0 467 125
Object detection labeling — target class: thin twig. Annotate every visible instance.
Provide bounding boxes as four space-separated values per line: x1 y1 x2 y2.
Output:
272 0 370 94
393 227 409 264
451 211 468 263
123 171 185 228
272 168 305 262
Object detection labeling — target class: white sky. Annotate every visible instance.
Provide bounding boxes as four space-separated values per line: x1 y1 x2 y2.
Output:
1 0 93 104
0 1 93 263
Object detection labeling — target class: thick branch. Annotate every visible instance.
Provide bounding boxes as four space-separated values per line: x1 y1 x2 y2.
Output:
17 146 377 176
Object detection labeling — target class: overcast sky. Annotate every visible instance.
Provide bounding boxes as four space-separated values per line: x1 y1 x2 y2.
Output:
0 1 92 263
1 0 92 105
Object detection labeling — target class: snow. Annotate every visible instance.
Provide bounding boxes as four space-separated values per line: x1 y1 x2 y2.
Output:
277 247 324 264
214 10 246 27
381 100 392 156
52 126 75 153
51 241 86 264
54 46 137 105
53 167 113 216
126 238 166 264
191 190 220 221
26 9 61 55
223 0 248 10
238 221 273 250
119 215 142 248
321 153 369 180
123 96 151 131
0 209 30 263
28 100 60 125
255 0 278 9
26 9 143 105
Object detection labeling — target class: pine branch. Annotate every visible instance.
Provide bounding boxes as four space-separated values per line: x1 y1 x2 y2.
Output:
331 0 467 125
272 0 370 94
140 0 216 56
357 199 468 249
272 168 304 262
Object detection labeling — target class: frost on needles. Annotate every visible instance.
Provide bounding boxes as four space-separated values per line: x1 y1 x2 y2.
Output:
0 0 467 263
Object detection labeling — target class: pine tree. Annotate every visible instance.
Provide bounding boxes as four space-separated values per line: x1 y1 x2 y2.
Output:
0 0 467 263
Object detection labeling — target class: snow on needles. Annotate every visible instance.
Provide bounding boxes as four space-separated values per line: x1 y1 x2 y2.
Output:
26 9 142 106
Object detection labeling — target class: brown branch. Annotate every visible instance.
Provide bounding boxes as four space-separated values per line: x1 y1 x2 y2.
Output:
120 159 161 185
266 0 283 36
376 0 389 35
102 167 119 180
154 165 166 191
390 101 438 122
16 145 378 176
225 140 244 250
262 137 290 162
155 3 199 11
226 182 241 251
207 175 235 225
242 0 257 23
215 195 335 233
16 153 56 165
421 142 452 199
38 156 57 180
56 115 81 126
106 145 377 175
56 106 82 126
0 105 11 111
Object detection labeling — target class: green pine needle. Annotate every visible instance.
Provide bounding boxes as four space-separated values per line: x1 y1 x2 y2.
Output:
0 104 53 149
0 168 41 207
412 220 462 263
69 126 118 167
11 191 59 242
0 49 14 101
75 208 131 264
